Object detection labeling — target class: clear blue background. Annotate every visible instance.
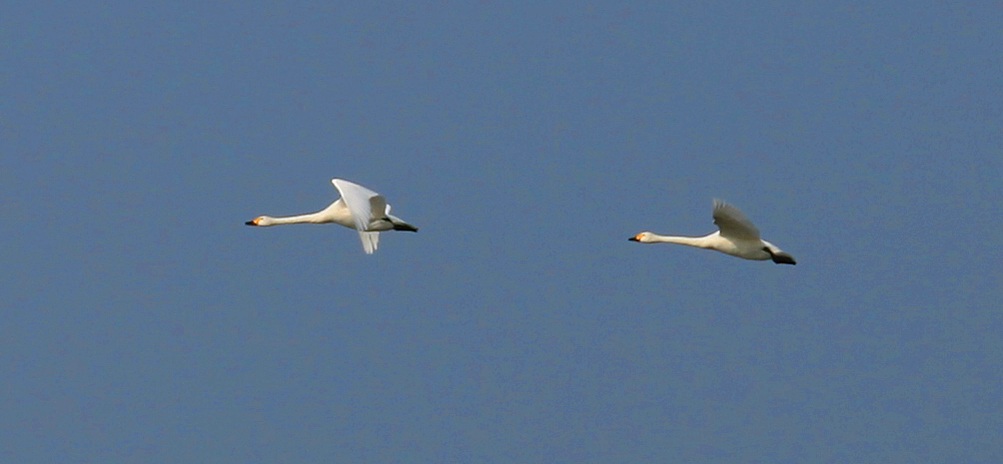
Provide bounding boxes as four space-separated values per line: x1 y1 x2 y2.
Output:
4 2 1001 462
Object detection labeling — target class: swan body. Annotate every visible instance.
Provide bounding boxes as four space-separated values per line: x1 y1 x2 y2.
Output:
629 200 796 265
245 178 417 254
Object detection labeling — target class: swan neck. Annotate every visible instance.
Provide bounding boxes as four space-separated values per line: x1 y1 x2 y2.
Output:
270 212 324 224
651 235 708 247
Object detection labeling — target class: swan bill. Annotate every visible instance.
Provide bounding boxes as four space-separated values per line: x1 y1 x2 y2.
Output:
244 220 256 226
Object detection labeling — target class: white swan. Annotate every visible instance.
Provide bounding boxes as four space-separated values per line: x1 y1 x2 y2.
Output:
245 178 417 254
629 199 796 265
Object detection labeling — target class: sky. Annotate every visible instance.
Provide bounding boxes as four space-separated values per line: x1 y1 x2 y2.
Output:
3 2 1002 462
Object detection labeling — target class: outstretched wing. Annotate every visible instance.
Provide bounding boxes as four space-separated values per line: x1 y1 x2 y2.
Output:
712 199 761 240
332 178 387 254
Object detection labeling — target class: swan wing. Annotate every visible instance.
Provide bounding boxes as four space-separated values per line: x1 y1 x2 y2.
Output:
332 178 386 254
383 204 402 222
358 231 380 254
712 199 761 240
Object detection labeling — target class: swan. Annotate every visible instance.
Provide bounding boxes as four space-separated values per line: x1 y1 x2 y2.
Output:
245 178 418 254
629 199 796 265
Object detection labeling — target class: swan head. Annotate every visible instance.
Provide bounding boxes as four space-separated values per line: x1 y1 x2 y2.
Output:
245 216 274 226
629 232 654 243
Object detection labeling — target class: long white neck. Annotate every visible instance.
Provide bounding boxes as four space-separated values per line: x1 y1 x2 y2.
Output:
267 211 327 225
648 234 711 248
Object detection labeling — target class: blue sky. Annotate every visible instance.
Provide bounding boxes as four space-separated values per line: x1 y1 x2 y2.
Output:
3 2 1002 462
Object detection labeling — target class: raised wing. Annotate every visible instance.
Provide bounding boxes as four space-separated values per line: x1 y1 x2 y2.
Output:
712 199 760 240
332 178 387 254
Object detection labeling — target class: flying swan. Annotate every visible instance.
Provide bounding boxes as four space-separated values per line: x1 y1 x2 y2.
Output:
245 178 418 254
629 199 796 265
